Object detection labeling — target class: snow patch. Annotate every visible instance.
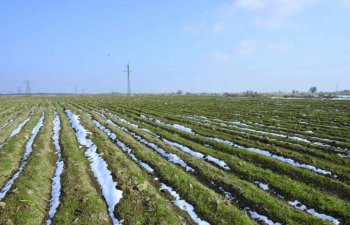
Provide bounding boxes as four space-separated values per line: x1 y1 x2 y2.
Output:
0 118 14 129
0 112 33 149
160 183 210 225
246 210 281 225
207 137 334 177
288 200 340 225
337 153 350 158
66 110 122 225
0 112 45 200
109 114 195 172
253 181 269 191
141 115 194 134
163 139 230 170
91 117 154 173
46 112 64 225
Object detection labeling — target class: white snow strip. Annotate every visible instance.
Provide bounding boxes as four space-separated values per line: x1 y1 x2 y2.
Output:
217 186 234 199
313 142 331 147
127 113 335 176
141 114 194 134
118 114 229 171
218 185 280 225
289 136 311 143
0 112 45 200
0 112 33 149
187 115 336 147
8 112 33 139
113 114 139 128
230 121 250 127
65 110 122 225
128 131 195 172
109 114 195 172
163 139 231 170
160 183 210 225
171 124 195 134
95 114 210 225
246 210 281 225
253 181 270 191
141 128 160 138
337 153 350 158
94 111 107 119
115 140 154 173
207 137 334 177
182 115 208 120
46 112 64 225
163 139 205 159
91 117 154 173
0 118 14 129
288 200 340 225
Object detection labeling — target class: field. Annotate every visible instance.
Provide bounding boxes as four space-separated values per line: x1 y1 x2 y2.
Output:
0 95 349 225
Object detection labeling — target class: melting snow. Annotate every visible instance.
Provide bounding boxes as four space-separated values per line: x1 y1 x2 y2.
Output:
66 110 122 225
188 115 335 148
163 139 205 159
0 112 33 149
8 113 33 139
91 117 154 173
253 181 269 191
46 112 64 225
141 114 194 134
0 118 14 129
92 113 209 225
160 183 210 225
288 200 340 225
172 124 194 134
289 136 311 143
246 210 281 225
217 184 279 225
163 139 230 170
207 137 334 177
115 113 229 171
109 114 195 172
337 153 350 158
0 112 45 200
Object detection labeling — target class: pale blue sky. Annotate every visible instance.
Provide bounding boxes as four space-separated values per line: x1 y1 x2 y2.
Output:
0 0 349 94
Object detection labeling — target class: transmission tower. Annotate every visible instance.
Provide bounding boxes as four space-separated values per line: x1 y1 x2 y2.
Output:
125 64 131 95
25 80 31 95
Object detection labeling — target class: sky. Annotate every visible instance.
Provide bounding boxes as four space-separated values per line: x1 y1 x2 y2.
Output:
0 0 350 94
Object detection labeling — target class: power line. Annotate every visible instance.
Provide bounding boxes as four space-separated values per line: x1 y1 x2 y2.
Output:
125 63 131 95
25 80 31 95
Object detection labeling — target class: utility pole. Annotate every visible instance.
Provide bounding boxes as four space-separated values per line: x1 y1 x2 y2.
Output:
125 63 131 95
75 85 77 95
25 80 31 95
336 83 339 93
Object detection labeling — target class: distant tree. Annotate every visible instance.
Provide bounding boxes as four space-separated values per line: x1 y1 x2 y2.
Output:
292 90 298 95
309 87 317 93
176 90 183 95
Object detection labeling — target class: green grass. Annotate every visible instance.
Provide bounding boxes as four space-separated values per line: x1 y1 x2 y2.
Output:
0 107 55 224
0 95 348 224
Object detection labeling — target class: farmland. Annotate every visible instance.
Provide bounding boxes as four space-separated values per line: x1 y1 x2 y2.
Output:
0 95 349 225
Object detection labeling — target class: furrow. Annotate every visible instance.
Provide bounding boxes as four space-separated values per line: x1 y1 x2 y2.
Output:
65 110 123 225
0 112 44 200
